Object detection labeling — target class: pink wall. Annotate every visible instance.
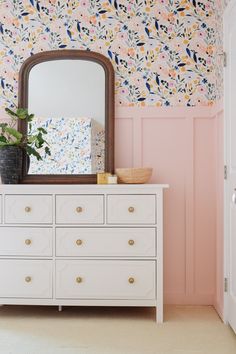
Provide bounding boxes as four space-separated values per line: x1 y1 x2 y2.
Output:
115 104 224 308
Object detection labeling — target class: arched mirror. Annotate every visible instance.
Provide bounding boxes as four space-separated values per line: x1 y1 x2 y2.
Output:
18 50 114 184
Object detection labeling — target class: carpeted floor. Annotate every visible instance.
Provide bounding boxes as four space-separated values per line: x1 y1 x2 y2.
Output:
0 305 235 354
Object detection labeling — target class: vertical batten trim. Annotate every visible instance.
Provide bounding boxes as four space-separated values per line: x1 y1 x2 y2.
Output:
185 115 195 296
132 114 143 167
212 115 218 300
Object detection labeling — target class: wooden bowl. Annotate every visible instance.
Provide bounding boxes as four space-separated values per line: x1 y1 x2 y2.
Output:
115 168 153 184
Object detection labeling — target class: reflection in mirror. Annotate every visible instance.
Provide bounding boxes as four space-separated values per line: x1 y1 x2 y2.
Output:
27 60 105 175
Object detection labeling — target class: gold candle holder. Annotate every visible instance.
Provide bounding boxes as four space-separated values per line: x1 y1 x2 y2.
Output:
97 172 112 184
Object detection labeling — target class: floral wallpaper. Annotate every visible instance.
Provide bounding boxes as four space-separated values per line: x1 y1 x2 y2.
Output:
0 0 222 110
213 0 226 100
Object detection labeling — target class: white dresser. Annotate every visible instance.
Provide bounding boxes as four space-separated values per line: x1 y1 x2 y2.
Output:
0 184 167 323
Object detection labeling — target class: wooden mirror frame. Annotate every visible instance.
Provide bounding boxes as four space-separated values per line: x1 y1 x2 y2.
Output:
18 50 115 184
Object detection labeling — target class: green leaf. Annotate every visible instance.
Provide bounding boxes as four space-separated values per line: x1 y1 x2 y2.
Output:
5 107 18 118
4 127 23 142
35 132 45 148
5 107 32 121
28 122 32 133
0 123 7 131
27 135 37 143
0 136 7 143
45 146 51 156
27 114 34 122
16 108 28 119
0 122 7 128
35 140 43 149
26 145 42 161
37 127 47 134
0 139 16 147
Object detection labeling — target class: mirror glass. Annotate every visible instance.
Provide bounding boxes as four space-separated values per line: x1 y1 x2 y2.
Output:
28 60 105 175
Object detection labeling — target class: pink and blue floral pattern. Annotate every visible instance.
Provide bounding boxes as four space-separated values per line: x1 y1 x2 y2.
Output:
0 0 221 110
29 117 105 174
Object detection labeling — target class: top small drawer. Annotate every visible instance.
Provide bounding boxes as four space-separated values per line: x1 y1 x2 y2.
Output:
107 194 156 224
5 195 53 224
56 195 104 224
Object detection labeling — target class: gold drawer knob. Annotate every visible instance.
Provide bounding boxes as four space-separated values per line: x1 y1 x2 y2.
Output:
25 276 32 283
128 206 135 213
128 239 135 246
25 239 32 246
76 276 83 283
25 206 31 213
76 207 83 213
76 239 83 246
128 277 135 284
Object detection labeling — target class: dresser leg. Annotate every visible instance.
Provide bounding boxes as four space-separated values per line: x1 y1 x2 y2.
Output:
156 306 163 323
58 306 63 312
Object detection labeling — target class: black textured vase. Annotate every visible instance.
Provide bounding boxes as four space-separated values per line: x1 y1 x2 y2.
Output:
0 146 23 184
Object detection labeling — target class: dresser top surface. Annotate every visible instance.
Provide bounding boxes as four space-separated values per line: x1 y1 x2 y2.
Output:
0 184 169 194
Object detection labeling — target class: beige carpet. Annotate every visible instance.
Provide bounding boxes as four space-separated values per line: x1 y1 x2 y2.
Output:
0 305 235 354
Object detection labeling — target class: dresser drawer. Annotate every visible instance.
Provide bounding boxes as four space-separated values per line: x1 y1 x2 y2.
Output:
56 195 104 224
0 228 52 256
107 195 156 224
0 260 52 298
5 195 53 224
56 260 156 299
56 228 156 257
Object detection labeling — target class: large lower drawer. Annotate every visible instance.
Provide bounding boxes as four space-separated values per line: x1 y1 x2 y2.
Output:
4 195 53 224
0 260 52 298
56 260 156 300
0 228 53 256
56 228 156 257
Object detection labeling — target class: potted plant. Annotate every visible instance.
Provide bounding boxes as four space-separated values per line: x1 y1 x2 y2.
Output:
0 107 50 184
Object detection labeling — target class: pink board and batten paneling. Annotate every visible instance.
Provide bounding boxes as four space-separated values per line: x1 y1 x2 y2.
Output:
115 104 224 313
